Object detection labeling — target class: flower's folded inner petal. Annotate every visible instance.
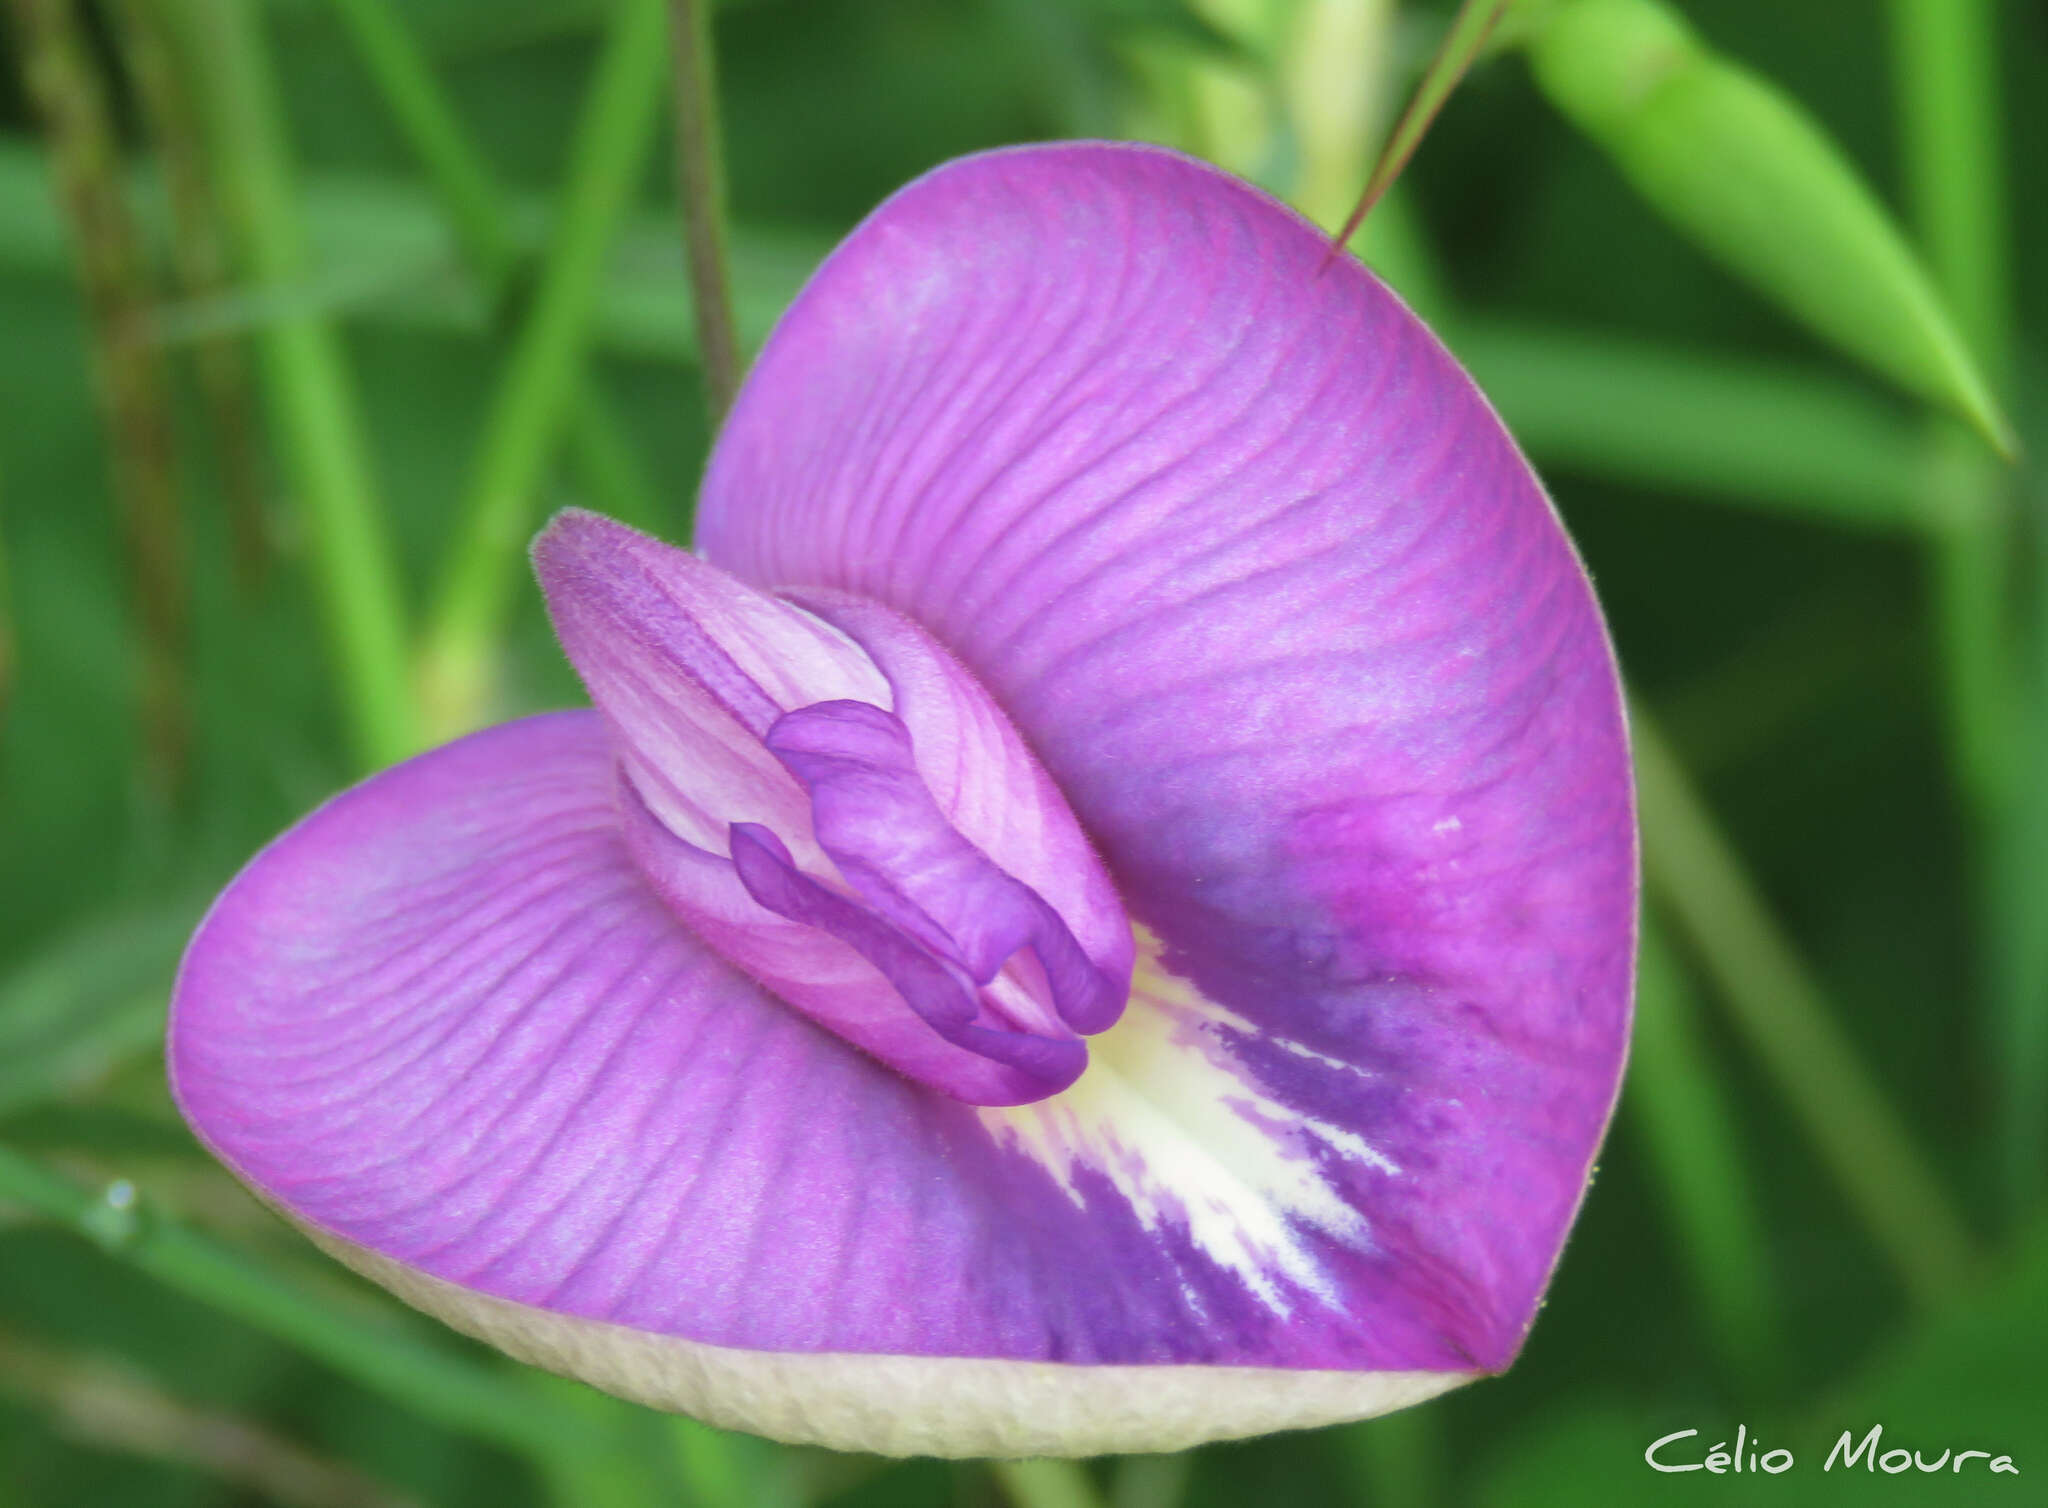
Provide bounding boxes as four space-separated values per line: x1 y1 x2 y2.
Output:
730 821 1087 1101
532 510 1134 1104
765 699 1124 1034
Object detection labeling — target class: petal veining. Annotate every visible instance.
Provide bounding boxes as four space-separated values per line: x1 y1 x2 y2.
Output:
698 142 1637 1370
168 713 1481 1452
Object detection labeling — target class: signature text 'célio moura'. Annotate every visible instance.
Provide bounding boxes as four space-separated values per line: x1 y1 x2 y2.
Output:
1646 1425 2018 1476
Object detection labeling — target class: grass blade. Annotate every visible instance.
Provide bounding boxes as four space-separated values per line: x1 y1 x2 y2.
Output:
417 0 672 736
1633 706 1978 1309
1628 911 1778 1388
169 0 421 770
1329 0 1511 248
1526 0 2013 455
664 0 742 423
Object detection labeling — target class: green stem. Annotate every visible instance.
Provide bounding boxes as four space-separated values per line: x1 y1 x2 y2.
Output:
1629 911 1778 1389
1886 0 2007 369
1106 1454 1190 1508
1632 708 1978 1308
319 0 667 535
174 0 420 770
664 0 742 424
564 377 664 531
991 1460 1109 1508
0 457 13 723
113 0 271 593
669 1415 751 1508
12 0 190 792
322 0 519 293
1334 1408 1440 1508
417 0 671 737
0 1144 574 1464
1887 0 2015 816
1330 0 1513 247
1886 0 2038 1216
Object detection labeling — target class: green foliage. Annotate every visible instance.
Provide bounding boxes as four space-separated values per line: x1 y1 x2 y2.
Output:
1525 0 2011 454
1 0 2043 1504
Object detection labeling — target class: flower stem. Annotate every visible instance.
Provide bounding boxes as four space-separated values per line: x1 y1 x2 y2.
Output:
11 0 190 793
0 1144 573 1463
417 0 672 738
172 0 420 770
1632 708 1979 1308
665 0 742 425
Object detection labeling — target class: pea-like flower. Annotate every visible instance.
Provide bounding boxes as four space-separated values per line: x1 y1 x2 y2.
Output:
169 143 1635 1458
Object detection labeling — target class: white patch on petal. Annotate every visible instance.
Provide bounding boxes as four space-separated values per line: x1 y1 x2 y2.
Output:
980 929 1396 1313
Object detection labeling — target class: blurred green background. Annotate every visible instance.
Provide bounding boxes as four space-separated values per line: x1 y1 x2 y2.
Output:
1 1 2044 1504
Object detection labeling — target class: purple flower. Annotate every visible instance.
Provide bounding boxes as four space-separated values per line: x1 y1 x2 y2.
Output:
168 143 1635 1457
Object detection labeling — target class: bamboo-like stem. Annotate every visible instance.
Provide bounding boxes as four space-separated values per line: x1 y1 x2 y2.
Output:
112 0 270 592
1633 708 1979 1307
171 0 420 770
1886 0 2041 1219
418 0 672 738
665 0 742 423
1887 0 2014 813
10 0 189 792
0 1145 576 1463
319 0 664 534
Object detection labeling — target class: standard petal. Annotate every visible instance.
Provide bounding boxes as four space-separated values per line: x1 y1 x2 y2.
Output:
698 143 1636 1370
168 713 1477 1453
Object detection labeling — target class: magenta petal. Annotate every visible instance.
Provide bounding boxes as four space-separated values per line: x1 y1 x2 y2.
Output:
699 144 1636 1368
534 508 1133 1104
168 714 1479 1452
729 819 1087 1102
764 699 1123 1035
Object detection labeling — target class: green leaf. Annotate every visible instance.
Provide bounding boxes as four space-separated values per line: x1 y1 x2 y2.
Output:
1453 319 1924 530
1524 0 2013 456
